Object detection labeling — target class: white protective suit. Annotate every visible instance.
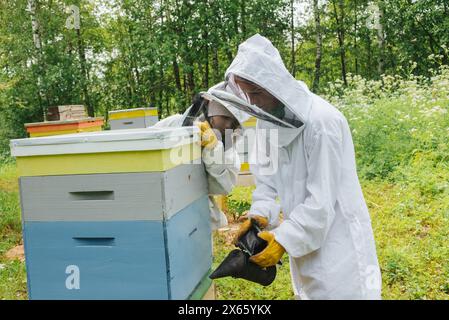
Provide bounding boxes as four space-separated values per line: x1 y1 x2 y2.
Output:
154 85 249 230
225 34 381 299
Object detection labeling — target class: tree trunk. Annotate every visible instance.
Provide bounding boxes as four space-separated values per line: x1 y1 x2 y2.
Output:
212 47 219 83
366 30 373 79
377 1 385 75
157 65 163 115
332 0 348 85
76 28 93 116
290 0 296 76
187 68 195 98
240 0 246 38
312 0 322 92
203 29 209 89
173 58 182 92
353 0 359 74
27 0 48 120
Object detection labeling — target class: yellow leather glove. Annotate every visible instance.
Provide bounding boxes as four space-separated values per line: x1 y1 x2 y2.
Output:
249 231 285 268
233 215 269 246
196 121 218 149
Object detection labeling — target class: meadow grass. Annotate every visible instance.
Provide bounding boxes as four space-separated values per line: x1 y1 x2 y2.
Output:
1 66 448 299
0 162 27 300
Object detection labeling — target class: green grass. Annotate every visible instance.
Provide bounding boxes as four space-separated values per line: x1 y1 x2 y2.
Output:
0 260 27 300
1 159 449 299
0 162 27 300
1 67 448 299
220 181 449 300
363 180 449 299
1 161 449 299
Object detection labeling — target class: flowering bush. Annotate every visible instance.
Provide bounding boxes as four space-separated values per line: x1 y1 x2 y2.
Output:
325 65 449 182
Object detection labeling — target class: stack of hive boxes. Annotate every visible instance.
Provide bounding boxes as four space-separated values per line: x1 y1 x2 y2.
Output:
238 116 257 172
25 118 104 138
46 105 87 121
109 108 159 130
236 117 256 186
25 105 104 138
10 127 213 300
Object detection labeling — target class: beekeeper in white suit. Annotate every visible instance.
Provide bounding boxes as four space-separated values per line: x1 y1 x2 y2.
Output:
154 83 249 230
218 34 381 299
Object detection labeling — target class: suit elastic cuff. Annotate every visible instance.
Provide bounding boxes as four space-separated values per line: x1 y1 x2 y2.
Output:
271 220 307 258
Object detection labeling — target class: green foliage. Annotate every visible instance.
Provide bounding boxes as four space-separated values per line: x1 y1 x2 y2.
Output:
364 179 449 299
325 65 449 181
0 163 25 300
226 186 255 221
214 65 449 299
2 0 449 157
0 0 449 299
0 260 27 300
0 164 21 257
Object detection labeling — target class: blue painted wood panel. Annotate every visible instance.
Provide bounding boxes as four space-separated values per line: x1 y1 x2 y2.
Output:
166 195 212 300
23 221 169 300
22 196 212 300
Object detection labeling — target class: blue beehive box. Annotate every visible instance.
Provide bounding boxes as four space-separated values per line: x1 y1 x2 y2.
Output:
10 127 213 299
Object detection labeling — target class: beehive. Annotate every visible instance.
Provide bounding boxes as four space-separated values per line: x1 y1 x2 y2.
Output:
237 117 256 172
10 127 213 300
46 105 87 121
109 108 159 130
25 117 104 138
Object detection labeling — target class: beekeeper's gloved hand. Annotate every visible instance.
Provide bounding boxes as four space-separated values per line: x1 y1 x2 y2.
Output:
196 121 218 149
233 215 268 245
250 231 285 267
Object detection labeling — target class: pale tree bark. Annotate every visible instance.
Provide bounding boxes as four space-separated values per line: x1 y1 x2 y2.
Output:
202 29 209 89
312 0 322 92
377 1 385 75
332 0 348 86
290 0 296 76
165 2 183 93
240 0 247 38
353 0 359 74
76 28 94 116
27 0 48 120
212 47 219 84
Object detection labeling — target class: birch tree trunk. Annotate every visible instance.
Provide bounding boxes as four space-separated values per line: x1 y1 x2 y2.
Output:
332 0 348 86
27 0 48 120
290 0 296 76
312 0 322 92
377 1 385 75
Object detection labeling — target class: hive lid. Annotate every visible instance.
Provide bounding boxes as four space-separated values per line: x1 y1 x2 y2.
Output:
109 107 157 113
24 117 104 127
10 126 199 157
109 108 158 120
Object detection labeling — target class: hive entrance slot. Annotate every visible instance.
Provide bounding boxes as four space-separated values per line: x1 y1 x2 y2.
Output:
73 237 116 246
69 191 115 201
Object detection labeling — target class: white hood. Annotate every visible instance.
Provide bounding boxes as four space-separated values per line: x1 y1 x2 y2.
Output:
224 34 313 128
206 82 251 127
180 82 251 129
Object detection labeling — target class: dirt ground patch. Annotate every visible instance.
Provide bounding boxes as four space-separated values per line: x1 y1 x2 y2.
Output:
4 245 24 262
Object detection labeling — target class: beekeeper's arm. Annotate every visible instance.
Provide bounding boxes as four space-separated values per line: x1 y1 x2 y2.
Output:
202 139 240 195
271 126 343 258
247 169 281 227
152 114 184 128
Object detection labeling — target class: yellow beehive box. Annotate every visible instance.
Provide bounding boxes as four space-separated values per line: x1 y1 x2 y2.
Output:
109 108 159 130
239 117 257 172
11 127 201 177
25 117 104 138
